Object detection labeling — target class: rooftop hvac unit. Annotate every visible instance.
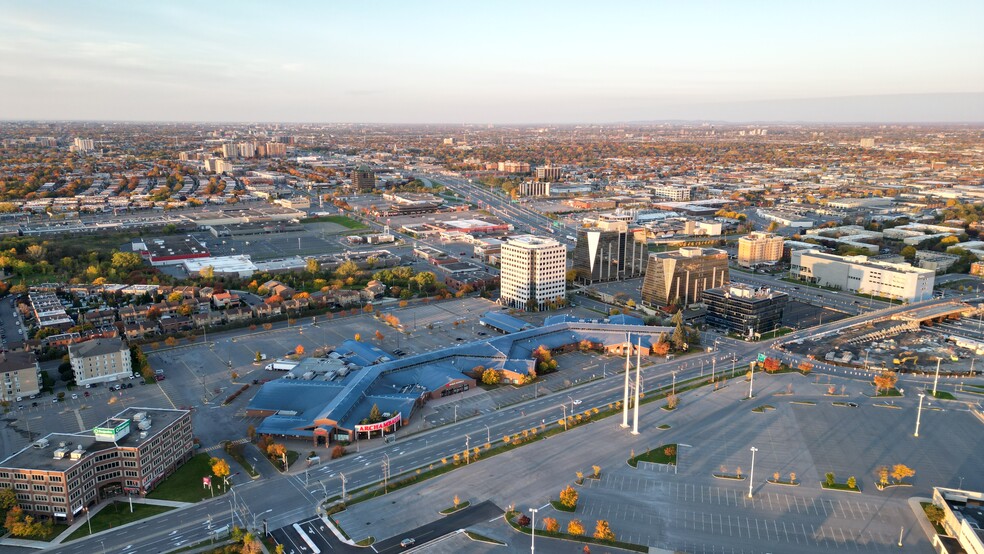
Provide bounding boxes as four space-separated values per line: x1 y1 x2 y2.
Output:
52 448 69 460
139 431 148 440
33 439 49 449
137 419 152 431
58 442 67 448
69 447 86 460
132 412 147 422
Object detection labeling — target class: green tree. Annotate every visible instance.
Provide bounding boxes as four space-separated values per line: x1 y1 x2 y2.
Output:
900 245 917 260
825 472 835 487
306 258 320 274
924 504 945 526
111 251 143 271
368 403 383 423
671 322 687 351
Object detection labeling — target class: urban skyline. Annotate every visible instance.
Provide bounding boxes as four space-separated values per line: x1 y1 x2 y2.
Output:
1 0 982 123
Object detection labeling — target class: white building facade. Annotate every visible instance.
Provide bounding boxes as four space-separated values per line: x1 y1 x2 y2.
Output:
69 338 133 386
499 235 567 310
790 250 935 302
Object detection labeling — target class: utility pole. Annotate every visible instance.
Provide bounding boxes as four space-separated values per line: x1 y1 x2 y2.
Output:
632 337 641 435
914 393 925 437
621 335 630 428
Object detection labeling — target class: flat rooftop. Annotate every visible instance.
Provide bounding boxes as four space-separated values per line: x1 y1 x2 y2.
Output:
0 407 189 472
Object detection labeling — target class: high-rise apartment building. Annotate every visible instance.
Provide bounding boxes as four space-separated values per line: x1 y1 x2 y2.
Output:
68 338 132 387
790 250 935 302
0 408 193 524
737 232 785 267
702 284 788 336
0 352 41 402
497 161 530 173
204 158 221 173
573 218 647 283
221 143 238 158
499 235 567 311
351 165 376 192
72 138 94 152
237 142 256 158
265 142 287 157
641 247 729 307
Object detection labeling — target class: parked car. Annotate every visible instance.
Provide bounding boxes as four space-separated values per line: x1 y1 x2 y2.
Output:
400 538 415 548
155 375 165 381
71 394 78 399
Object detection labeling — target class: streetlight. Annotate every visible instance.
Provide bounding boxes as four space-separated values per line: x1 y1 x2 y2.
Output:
560 404 567 430
748 447 758 498
748 363 756 399
484 424 490 444
932 357 942 397
567 395 580 414
381 453 390 493
529 507 538 554
83 506 93 536
672 371 677 396
914 393 925 437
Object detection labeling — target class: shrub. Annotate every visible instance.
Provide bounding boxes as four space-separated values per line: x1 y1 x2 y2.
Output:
331 445 346 459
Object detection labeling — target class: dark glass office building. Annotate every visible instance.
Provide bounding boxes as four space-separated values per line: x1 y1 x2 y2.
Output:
573 227 647 283
702 284 788 336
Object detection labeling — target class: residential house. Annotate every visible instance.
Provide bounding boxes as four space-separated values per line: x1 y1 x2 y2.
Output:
83 309 117 327
224 306 253 324
158 316 192 334
211 291 240 309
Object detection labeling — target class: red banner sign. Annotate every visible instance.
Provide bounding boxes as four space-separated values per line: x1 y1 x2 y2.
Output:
355 412 401 433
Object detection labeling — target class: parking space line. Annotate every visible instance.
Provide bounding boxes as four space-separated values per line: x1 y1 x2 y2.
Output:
767 493 774 511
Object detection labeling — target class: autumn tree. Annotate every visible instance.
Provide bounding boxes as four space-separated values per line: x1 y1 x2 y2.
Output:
891 464 915 484
374 330 384 342
559 484 578 509
873 371 898 394
211 457 231 488
763 357 781 373
651 337 670 357
353 333 362 342
665 393 678 410
847 476 857 490
593 519 616 541
877 466 889 487
368 403 383 423
294 344 305 356
267 443 287 460
543 516 559 533
924 504 945 526
797 361 813 374
481 368 502 385
567 519 585 536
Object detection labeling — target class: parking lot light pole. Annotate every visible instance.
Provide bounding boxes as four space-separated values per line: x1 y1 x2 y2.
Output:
84 507 92 536
914 393 925 437
932 357 942 397
484 424 490 444
560 404 567 430
747 447 758 498
529 507 538 554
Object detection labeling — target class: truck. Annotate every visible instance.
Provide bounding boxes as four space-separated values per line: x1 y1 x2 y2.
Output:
265 360 300 372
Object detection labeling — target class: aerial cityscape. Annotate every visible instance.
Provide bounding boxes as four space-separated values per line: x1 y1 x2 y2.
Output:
1 2 983 554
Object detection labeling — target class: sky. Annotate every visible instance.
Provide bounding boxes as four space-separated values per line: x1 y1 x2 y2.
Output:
1 0 982 123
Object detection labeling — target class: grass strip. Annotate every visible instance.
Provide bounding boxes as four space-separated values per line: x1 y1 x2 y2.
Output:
64 502 174 541
504 511 647 553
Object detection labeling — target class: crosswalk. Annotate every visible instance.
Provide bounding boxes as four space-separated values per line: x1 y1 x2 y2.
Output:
200 437 249 453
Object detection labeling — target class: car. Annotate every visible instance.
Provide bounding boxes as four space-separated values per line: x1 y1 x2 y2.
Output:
126 383 133 389
71 393 78 399
85 384 91 389
31 401 37 407
17 405 23 410
155 375 165 381
15 396 22 402
52 398 59 403
400 538 415 548
83 392 89 397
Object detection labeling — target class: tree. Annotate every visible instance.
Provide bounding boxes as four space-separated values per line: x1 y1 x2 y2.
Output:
891 464 915 484
665 393 678 410
873 370 898 394
331 445 346 459
543 516 559 532
592 465 601 478
211 457 231 487
797 361 813 374
353 333 361 342
671 322 687 351
199 265 215 279
374 330 384 342
847 476 857 490
825 472 836 487
900 245 917 260
481 368 502 385
267 443 287 460
877 466 889 487
306 258 320 274
763 357 781 373
593 519 615 541
246 425 256 442
368 403 383 423
651 337 670 357
164 336 178 347
567 519 585 536
924 504 945 526
452 494 460 509
559 484 578 509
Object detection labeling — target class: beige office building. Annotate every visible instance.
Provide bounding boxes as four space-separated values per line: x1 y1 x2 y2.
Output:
0 351 41 402
499 235 567 311
737 232 785 267
0 408 193 524
69 338 132 387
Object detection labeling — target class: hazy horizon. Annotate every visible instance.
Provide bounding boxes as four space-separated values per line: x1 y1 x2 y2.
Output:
2 0 982 123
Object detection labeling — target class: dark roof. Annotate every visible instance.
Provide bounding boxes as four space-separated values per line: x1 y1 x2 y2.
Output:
479 311 534 334
69 337 126 358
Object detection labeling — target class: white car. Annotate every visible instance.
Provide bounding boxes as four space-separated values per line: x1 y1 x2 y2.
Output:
71 394 78 399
